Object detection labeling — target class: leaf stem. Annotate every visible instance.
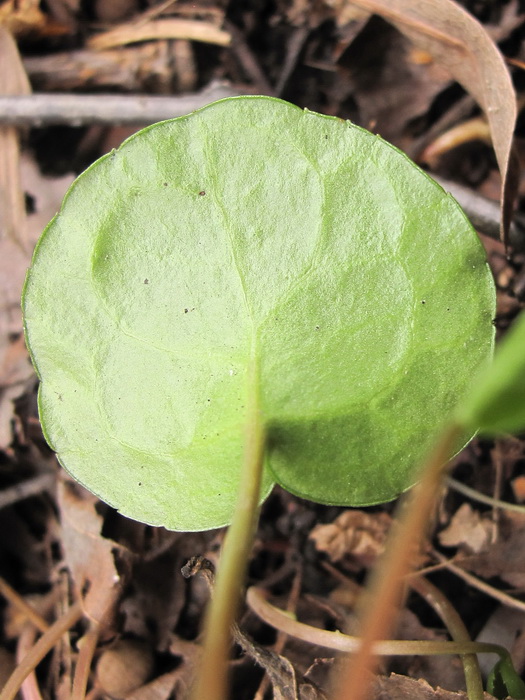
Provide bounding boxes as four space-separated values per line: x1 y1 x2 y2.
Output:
190 357 266 700
330 422 463 700
409 576 484 700
246 586 507 660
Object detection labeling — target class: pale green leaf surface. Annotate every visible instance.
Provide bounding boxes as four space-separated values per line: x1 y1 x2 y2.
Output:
457 310 525 435
23 96 495 531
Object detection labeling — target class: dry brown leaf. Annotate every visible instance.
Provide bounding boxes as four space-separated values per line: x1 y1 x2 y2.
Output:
88 18 231 50
57 479 123 624
0 27 31 248
234 623 300 700
372 673 487 699
455 511 525 589
438 504 492 554
0 29 33 450
346 0 518 245
309 510 391 568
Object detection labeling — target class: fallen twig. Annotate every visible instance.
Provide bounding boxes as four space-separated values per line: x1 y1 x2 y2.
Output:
0 473 55 511
0 83 244 127
0 577 49 633
433 551 525 614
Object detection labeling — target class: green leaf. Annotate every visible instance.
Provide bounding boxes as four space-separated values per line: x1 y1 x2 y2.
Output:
22 96 495 531
457 310 525 435
487 655 525 699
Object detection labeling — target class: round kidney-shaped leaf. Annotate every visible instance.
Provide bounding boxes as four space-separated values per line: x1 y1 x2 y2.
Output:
23 96 495 531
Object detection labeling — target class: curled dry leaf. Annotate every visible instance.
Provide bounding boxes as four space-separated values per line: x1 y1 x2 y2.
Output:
347 0 518 245
438 503 492 554
88 18 231 51
309 511 392 568
57 479 123 624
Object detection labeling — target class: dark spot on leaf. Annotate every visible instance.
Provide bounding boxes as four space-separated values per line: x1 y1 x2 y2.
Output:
421 300 426 304
163 182 168 186
144 279 149 284
447 308 450 311
184 308 189 313
138 482 142 486
199 190 206 196
315 325 320 330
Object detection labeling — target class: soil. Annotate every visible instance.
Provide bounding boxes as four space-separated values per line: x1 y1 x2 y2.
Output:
1 1 525 699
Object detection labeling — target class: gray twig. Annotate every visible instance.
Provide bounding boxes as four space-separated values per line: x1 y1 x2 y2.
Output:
0 472 55 511
0 82 244 127
434 175 525 251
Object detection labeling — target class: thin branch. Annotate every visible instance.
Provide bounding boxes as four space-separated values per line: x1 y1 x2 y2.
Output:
0 473 55 511
447 477 525 515
433 176 525 252
0 577 49 633
433 551 525 614
0 84 244 127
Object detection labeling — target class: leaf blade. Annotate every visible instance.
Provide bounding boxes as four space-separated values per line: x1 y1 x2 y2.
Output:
23 96 495 529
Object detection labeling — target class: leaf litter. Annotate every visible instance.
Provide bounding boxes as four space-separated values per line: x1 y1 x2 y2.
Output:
1 0 525 699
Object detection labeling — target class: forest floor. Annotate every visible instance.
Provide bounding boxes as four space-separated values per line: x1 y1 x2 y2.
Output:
1 1 525 699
